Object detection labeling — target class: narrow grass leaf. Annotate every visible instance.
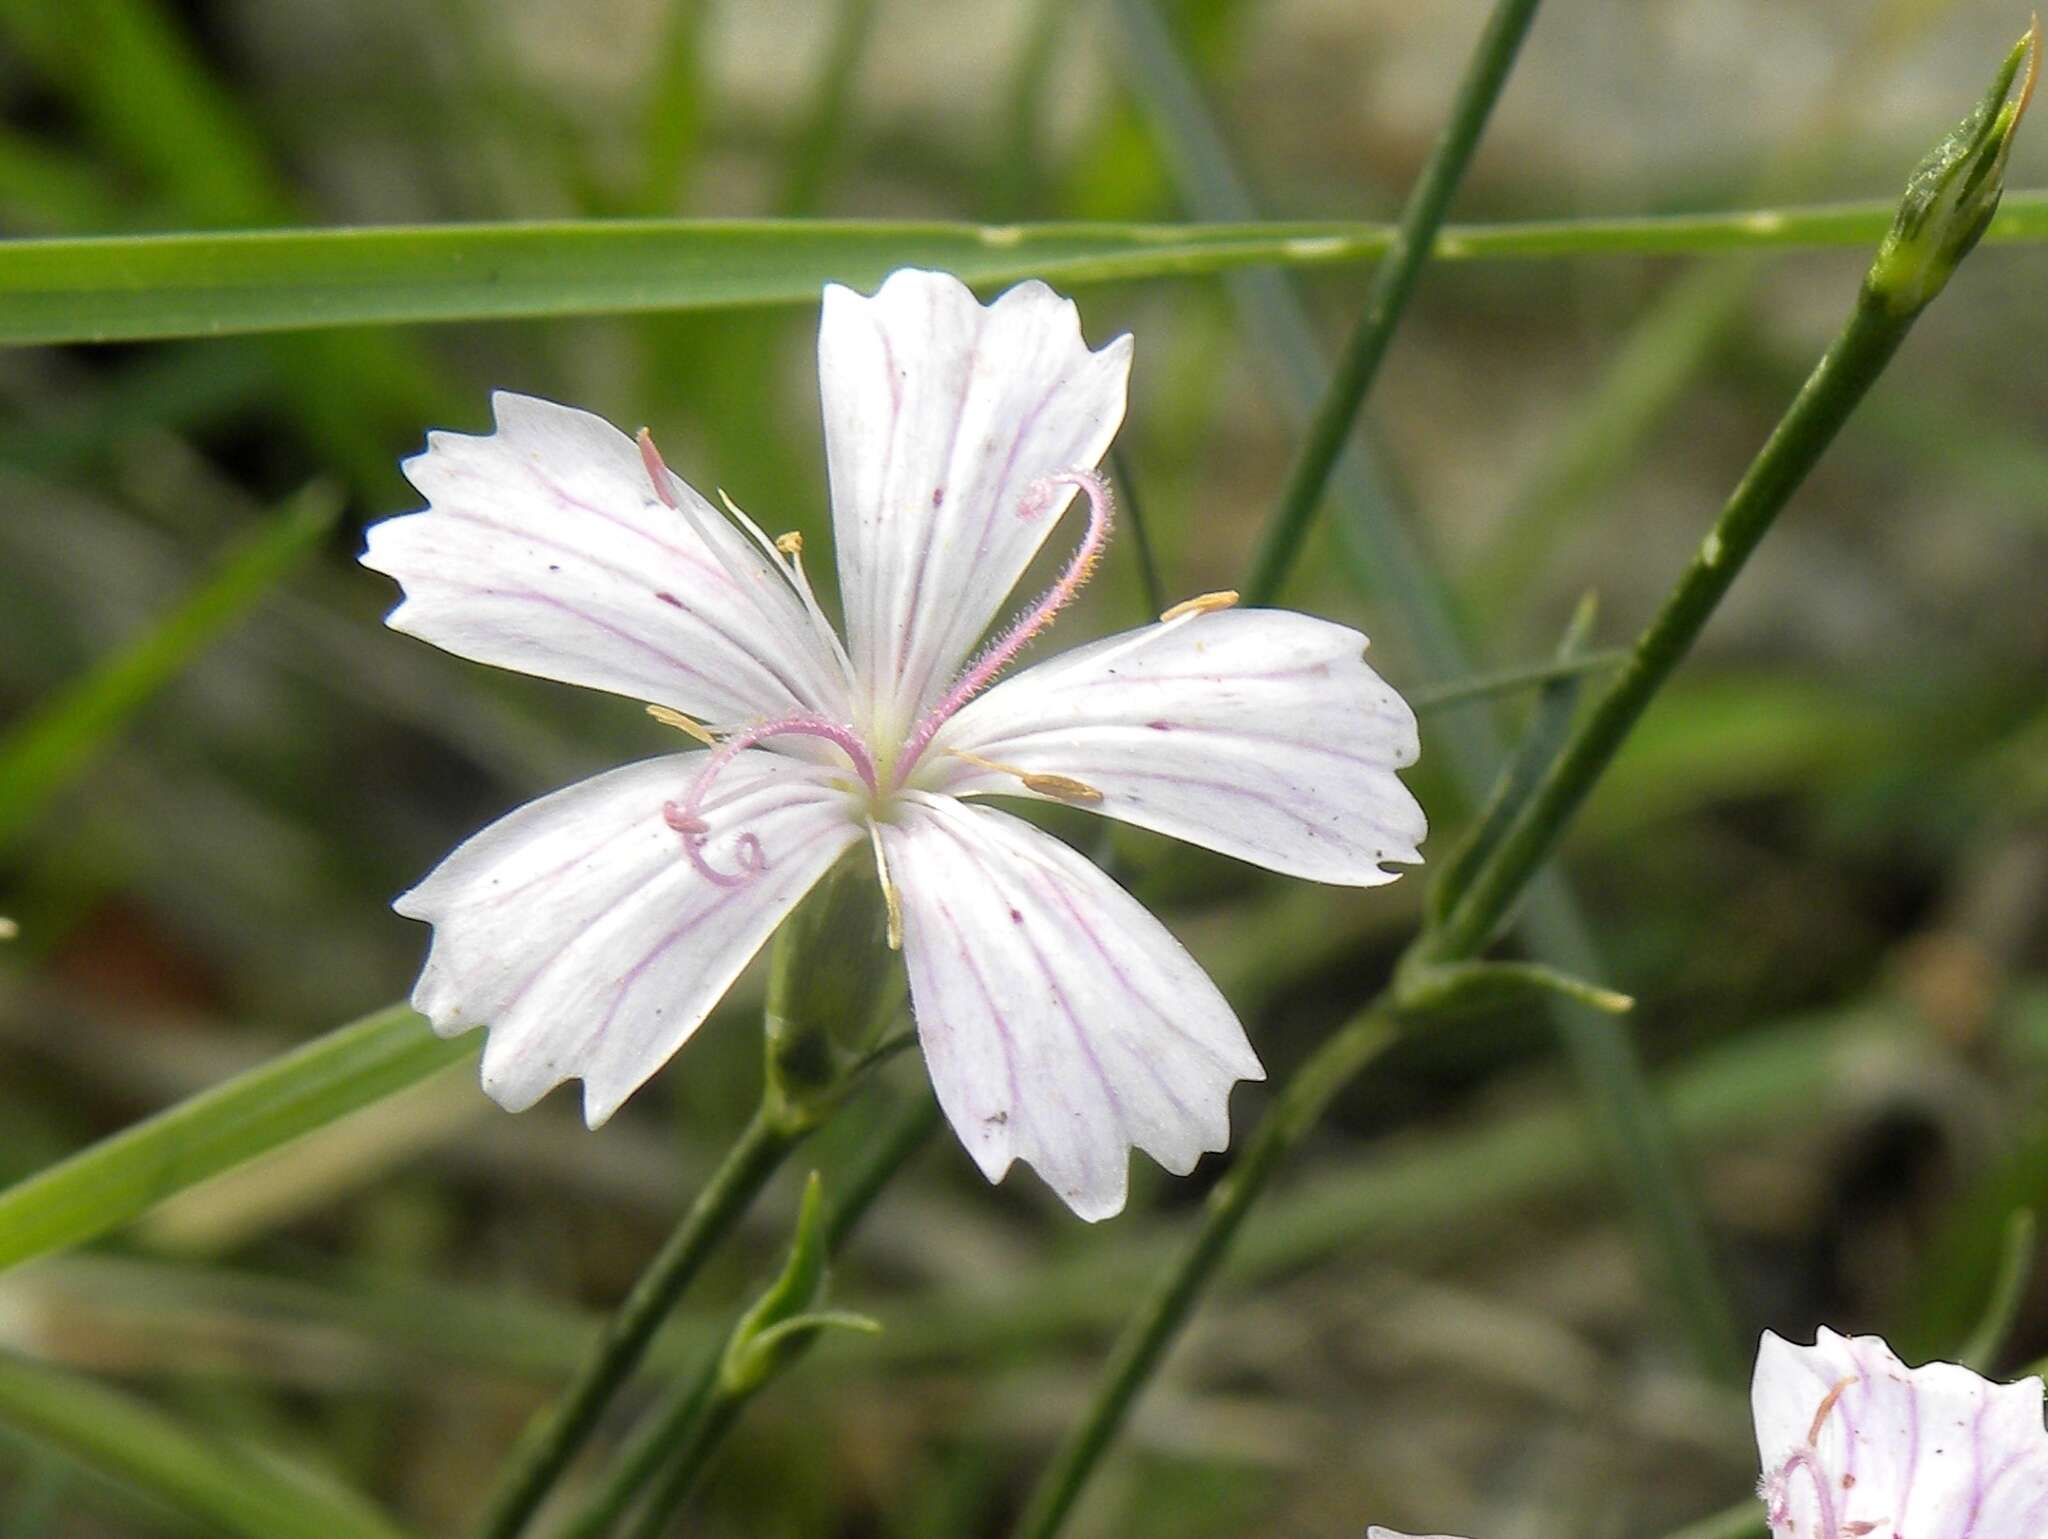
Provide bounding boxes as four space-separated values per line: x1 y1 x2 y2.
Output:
0 484 342 855
0 1348 418 1539
0 1003 473 1274
7 198 2048 346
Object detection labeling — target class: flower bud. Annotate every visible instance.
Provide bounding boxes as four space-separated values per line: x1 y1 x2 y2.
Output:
1868 19 2038 316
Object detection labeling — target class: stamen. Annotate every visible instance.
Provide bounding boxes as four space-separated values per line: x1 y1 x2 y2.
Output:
891 468 1114 789
637 429 854 696
948 748 1104 803
638 429 681 508
646 703 720 747
667 712 879 886
1021 772 1103 803
773 525 857 684
1160 589 1239 622
1807 1377 1856 1445
867 820 904 951
639 431 787 619
717 487 858 687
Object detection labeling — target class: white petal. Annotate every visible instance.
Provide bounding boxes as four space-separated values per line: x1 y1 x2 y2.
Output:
818 270 1132 741
398 751 862 1124
363 392 847 726
879 792 1262 1221
1367 1530 1473 1539
1752 1328 2048 1539
928 608 1426 885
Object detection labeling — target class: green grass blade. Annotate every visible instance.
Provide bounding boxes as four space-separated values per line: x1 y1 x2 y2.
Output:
1112 0 1744 1381
634 0 710 215
0 1004 474 1274
0 485 342 855
0 1348 419 1539
1 0 454 493
0 218 1377 344
6 197 2048 346
775 0 882 217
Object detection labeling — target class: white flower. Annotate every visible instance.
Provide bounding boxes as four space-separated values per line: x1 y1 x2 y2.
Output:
1754 1328 2048 1539
1369 1330 2048 1539
361 268 1425 1220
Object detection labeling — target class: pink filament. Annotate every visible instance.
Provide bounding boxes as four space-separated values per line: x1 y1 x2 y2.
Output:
891 468 1112 789
667 713 879 886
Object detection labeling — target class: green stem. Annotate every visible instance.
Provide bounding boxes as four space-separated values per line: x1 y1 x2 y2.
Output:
1115 0 1741 1381
1425 281 1920 963
1408 649 1624 712
1008 1013 1399 1539
473 1106 802 1539
615 1395 741 1539
558 1094 942 1539
1239 0 1544 604
1010 60 2014 1517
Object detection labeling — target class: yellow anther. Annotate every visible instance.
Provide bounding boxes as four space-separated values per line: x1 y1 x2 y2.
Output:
949 749 1103 803
1020 772 1104 803
1160 589 1239 623
646 703 719 747
774 530 804 557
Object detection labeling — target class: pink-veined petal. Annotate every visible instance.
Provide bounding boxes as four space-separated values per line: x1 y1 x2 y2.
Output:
879 792 1262 1222
363 391 847 726
398 751 862 1125
818 270 1132 742
1752 1328 2048 1539
926 608 1425 885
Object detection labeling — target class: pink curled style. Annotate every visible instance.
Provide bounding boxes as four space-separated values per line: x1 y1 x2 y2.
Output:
665 713 879 886
891 468 1113 789
1764 1447 1841 1539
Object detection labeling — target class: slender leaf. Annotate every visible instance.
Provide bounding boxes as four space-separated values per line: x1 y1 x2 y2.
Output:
0 1004 474 1274
0 485 342 854
1112 0 1744 1380
6 197 2048 346
0 1349 417 1539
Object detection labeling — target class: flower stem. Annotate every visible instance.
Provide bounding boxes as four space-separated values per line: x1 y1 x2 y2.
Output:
1009 33 2031 1528
1115 0 1741 1382
472 1106 801 1539
1011 292 1907 1539
1010 1012 1399 1539
556 1093 942 1539
1424 285 1919 963
1238 0 1545 605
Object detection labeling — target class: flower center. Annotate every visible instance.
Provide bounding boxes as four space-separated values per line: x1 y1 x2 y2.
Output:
640 451 1114 895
